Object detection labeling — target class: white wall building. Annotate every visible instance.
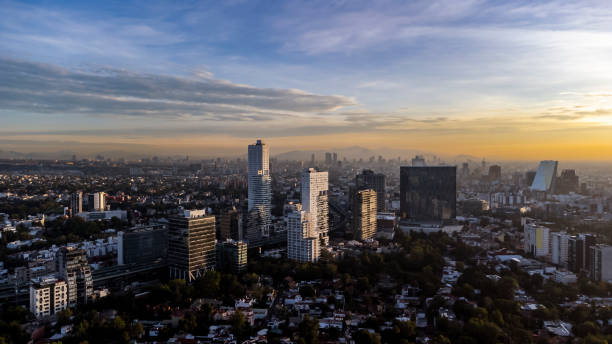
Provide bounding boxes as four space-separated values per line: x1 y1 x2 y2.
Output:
30 277 68 318
301 168 329 246
287 210 319 263
591 244 612 282
551 232 570 266
524 223 550 257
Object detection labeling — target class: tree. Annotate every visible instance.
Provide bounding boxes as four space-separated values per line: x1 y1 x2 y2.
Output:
353 329 381 344
298 316 319 344
231 310 248 341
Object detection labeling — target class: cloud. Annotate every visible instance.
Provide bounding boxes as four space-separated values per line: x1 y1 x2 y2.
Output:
0 57 355 120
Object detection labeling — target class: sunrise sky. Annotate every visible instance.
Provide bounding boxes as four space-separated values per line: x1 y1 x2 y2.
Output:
2 0 612 160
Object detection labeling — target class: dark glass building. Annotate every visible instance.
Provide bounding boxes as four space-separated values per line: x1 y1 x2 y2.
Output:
400 166 456 222
118 225 168 265
355 169 386 211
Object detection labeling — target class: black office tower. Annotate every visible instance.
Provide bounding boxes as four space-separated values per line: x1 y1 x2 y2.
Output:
355 169 386 212
400 166 456 223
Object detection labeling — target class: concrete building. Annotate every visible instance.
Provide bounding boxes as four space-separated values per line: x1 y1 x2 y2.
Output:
168 209 216 282
551 232 570 266
411 155 425 167
352 189 377 241
591 245 612 282
57 247 93 307
568 234 597 273
301 168 329 246
247 140 271 243
118 225 168 265
523 223 550 257
355 169 386 211
287 210 319 263
88 192 106 211
30 277 67 318
216 240 248 274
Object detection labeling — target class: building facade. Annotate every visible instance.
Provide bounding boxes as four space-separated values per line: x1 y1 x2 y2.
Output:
591 244 612 282
247 140 271 243
352 189 377 241
57 247 93 307
216 240 248 274
523 223 550 257
355 169 386 211
118 225 168 265
287 210 319 263
168 209 216 282
70 191 82 216
30 277 67 318
301 168 329 246
400 166 456 223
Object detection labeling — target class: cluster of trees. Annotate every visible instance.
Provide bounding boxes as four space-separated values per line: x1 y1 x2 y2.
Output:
0 199 63 219
0 304 31 344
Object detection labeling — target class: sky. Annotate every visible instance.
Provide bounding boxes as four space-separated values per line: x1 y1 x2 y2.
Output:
2 0 612 160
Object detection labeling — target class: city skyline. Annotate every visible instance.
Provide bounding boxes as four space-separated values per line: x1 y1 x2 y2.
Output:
2 1 612 160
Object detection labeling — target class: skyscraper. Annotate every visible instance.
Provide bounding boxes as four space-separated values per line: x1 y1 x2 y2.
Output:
523 223 550 257
301 168 329 246
400 166 456 222
287 209 319 262
247 140 271 242
168 209 216 282
355 169 386 211
530 160 558 193
70 191 82 216
556 169 579 194
57 247 93 307
352 189 377 241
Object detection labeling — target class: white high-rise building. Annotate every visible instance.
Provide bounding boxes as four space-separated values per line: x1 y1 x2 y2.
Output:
92 192 106 211
551 232 570 266
301 168 329 246
591 244 612 282
524 223 550 257
287 210 319 262
247 140 271 239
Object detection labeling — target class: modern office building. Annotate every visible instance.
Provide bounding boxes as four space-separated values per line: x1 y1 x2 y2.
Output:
216 240 248 274
355 169 386 211
556 169 579 194
530 160 558 193
29 277 67 318
551 232 570 266
70 191 82 216
523 223 550 257
301 168 329 246
117 225 168 265
247 140 271 242
591 244 612 282
217 207 241 241
352 189 377 241
57 247 93 307
168 209 216 282
400 166 456 222
568 234 597 273
287 210 319 263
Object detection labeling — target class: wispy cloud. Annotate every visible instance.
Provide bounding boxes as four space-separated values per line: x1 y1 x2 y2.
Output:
0 57 355 120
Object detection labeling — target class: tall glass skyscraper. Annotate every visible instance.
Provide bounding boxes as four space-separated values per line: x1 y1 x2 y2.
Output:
247 139 271 240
